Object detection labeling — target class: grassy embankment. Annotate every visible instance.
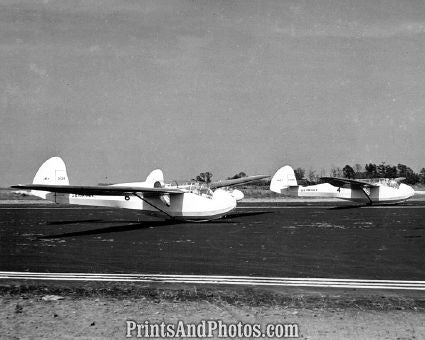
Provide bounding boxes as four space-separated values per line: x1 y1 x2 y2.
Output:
0 188 42 201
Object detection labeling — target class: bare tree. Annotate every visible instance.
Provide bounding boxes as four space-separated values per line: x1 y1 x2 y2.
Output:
307 168 320 183
294 167 305 180
330 166 343 177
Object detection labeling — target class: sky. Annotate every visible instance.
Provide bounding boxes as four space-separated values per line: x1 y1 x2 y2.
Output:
1 0 425 185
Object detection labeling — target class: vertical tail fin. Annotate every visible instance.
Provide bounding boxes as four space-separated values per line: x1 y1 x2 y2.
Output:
145 169 170 206
145 169 164 188
31 157 69 199
270 165 298 193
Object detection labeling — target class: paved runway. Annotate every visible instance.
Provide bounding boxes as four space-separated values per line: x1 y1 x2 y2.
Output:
0 202 424 281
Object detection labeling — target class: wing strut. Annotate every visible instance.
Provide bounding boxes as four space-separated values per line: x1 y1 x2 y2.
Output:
360 187 373 205
132 193 174 219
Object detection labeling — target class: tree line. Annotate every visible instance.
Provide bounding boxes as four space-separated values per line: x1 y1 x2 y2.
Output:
193 162 425 187
294 163 425 185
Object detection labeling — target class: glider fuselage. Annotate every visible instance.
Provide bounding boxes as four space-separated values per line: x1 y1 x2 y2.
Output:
270 165 415 205
48 188 237 221
13 157 249 222
282 182 414 204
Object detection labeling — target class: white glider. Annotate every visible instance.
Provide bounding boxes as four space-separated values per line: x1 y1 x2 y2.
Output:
270 165 415 205
12 157 268 221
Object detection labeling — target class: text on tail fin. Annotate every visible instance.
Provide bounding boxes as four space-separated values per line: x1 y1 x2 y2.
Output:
30 157 69 200
33 157 69 185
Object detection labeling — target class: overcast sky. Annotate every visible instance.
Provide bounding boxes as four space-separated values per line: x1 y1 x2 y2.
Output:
1 0 425 185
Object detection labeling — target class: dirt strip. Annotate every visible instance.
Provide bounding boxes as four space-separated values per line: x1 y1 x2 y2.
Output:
1 282 424 339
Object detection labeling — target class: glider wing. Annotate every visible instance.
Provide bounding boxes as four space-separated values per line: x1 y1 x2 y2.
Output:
210 175 269 189
320 177 380 188
11 184 184 196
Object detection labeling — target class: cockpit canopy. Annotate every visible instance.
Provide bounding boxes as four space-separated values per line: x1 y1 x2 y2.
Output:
362 178 400 188
165 181 214 198
187 182 214 198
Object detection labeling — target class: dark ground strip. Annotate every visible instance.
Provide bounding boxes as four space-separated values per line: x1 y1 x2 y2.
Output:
0 202 424 280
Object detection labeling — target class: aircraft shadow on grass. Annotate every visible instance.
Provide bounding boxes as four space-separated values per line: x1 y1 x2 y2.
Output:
39 211 271 239
328 202 414 210
328 204 365 210
47 219 108 225
223 210 272 219
39 220 179 239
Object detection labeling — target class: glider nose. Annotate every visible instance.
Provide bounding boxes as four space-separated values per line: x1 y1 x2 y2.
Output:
401 184 415 198
229 188 244 201
213 189 237 207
